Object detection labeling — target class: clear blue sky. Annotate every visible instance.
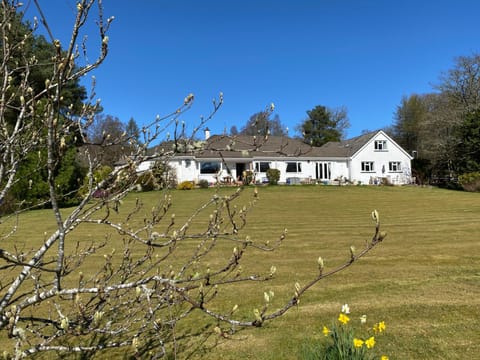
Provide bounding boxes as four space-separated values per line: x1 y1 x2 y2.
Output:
25 0 480 138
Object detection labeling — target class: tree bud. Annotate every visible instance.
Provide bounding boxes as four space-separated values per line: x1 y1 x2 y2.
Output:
317 256 324 270
269 265 276 276
60 317 69 331
264 292 270 303
253 308 262 322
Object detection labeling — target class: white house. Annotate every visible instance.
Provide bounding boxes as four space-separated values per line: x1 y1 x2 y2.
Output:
140 130 413 186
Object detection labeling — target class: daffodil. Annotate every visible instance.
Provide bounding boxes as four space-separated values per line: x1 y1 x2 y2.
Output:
338 313 350 325
365 336 375 349
353 338 364 348
374 321 386 333
322 326 330 336
341 303 350 314
381 356 389 360
360 314 367 324
378 320 386 332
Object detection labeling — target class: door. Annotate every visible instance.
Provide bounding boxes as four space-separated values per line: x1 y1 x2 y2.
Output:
316 162 331 180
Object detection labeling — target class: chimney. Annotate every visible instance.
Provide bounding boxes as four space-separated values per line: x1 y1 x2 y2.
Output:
204 127 211 140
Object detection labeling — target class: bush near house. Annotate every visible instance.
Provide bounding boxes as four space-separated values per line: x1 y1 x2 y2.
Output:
150 161 177 189
198 179 209 189
243 170 254 185
266 168 280 185
135 171 157 192
458 172 480 192
78 165 113 197
177 180 195 190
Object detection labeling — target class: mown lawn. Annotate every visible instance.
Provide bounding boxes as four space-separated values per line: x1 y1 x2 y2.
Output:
1 185 479 359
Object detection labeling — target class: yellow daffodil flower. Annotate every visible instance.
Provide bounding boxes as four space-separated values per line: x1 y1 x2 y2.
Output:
374 321 386 333
381 356 389 360
365 336 376 349
322 326 330 336
378 320 386 332
353 338 364 348
338 313 350 325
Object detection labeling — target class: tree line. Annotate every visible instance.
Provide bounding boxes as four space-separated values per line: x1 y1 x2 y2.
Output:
390 53 480 185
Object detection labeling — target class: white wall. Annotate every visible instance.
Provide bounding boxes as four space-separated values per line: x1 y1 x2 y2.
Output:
350 133 412 185
137 132 411 186
173 159 197 183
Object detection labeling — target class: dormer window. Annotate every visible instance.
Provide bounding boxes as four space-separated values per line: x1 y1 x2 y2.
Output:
374 140 387 151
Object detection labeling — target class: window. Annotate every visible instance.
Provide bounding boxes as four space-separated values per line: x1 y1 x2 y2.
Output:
200 161 221 174
374 140 387 151
389 161 401 172
317 162 331 180
255 162 270 173
286 162 302 173
361 161 374 172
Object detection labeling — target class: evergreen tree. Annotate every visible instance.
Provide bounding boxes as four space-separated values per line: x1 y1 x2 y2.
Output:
456 110 480 174
299 105 349 147
1 6 89 209
126 117 141 143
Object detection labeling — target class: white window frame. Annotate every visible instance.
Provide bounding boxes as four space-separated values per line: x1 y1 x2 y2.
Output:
254 161 270 173
286 162 302 173
374 140 387 151
317 162 331 180
389 161 402 172
200 161 221 174
361 161 374 172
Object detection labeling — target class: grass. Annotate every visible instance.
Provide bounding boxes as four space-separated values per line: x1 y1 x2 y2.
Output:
1 185 480 359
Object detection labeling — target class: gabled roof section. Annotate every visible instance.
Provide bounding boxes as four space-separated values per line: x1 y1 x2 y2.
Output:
349 130 413 160
315 130 413 159
315 131 378 157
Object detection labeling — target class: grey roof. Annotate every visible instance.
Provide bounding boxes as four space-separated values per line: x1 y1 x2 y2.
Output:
197 135 316 159
314 131 377 158
147 131 380 160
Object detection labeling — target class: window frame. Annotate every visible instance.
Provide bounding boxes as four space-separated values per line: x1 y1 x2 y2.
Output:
388 161 402 172
361 161 375 172
254 161 270 173
374 140 387 151
286 162 302 173
199 161 221 174
317 162 331 180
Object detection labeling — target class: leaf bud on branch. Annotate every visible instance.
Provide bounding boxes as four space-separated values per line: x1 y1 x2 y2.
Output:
317 256 324 273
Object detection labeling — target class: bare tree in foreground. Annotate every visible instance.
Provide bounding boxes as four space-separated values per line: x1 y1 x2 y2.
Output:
0 1 386 358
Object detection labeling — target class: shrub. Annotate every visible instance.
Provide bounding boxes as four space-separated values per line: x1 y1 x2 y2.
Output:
133 162 177 191
242 170 254 185
198 179 209 189
151 161 177 189
177 180 194 190
266 168 280 185
78 165 113 197
459 172 480 192
135 171 156 191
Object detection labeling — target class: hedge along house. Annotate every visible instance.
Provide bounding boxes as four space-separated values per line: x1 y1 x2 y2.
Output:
138 130 413 186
